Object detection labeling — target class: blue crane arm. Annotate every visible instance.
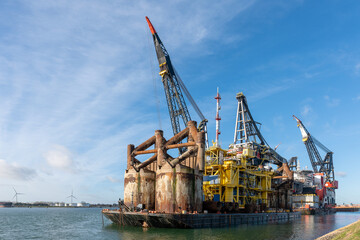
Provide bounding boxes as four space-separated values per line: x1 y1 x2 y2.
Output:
293 115 335 183
146 16 209 149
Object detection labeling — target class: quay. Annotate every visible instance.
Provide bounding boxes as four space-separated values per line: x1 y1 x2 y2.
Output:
334 206 360 212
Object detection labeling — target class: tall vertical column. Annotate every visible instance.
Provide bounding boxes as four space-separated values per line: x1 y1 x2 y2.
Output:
187 121 197 168
215 87 221 147
187 121 198 143
127 144 134 170
196 131 205 172
155 130 165 168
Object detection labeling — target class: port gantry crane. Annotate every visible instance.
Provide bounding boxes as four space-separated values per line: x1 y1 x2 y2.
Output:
146 17 209 151
293 115 336 185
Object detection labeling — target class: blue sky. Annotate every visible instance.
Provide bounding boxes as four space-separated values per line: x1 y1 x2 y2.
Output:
0 0 359 204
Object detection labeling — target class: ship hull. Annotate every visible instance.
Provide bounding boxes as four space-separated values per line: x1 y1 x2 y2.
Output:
294 207 336 215
102 210 301 228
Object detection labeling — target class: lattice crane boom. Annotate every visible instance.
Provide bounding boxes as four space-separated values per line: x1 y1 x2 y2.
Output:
146 17 209 149
233 93 268 145
293 115 335 183
233 92 287 165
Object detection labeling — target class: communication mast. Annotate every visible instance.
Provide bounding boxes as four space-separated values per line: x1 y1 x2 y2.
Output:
215 88 221 147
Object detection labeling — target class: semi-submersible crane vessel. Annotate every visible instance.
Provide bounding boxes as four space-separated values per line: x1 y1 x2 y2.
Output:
101 16 339 228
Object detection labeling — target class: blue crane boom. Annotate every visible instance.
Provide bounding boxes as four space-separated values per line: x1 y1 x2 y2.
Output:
146 17 209 150
293 115 335 184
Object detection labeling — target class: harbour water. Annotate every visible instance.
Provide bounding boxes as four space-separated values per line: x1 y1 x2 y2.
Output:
0 208 359 240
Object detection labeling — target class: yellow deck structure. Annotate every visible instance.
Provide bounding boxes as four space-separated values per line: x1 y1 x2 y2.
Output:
203 143 274 209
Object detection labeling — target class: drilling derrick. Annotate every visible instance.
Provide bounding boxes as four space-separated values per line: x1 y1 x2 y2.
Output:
146 17 208 150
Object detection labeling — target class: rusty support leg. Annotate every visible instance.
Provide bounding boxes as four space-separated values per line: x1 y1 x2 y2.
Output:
187 121 198 143
133 135 156 152
166 142 196 149
155 130 165 168
133 149 157 155
165 128 189 146
170 146 198 167
185 121 197 168
196 131 205 171
127 144 135 170
136 154 158 169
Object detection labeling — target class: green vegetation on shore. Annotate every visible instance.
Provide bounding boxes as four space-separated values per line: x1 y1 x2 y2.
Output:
317 219 360 240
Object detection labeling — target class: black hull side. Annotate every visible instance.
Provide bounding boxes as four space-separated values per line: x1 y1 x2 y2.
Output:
102 210 301 229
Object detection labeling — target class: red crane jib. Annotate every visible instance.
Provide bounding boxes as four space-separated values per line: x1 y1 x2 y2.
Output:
145 16 156 35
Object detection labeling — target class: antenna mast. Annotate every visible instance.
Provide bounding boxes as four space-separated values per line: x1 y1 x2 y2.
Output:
215 88 221 147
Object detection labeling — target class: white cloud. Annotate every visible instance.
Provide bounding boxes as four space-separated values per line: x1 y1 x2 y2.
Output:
250 85 290 101
107 176 122 183
301 105 312 117
273 115 285 131
324 95 340 107
44 145 76 173
355 63 360 73
304 72 320 79
0 159 37 181
337 171 347 178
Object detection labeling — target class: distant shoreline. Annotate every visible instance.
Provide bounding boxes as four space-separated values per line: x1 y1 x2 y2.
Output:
1 203 117 208
5 206 111 208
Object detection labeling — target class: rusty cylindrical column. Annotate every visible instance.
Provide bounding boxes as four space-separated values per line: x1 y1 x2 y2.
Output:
196 131 205 172
127 144 135 170
155 130 165 168
187 121 198 143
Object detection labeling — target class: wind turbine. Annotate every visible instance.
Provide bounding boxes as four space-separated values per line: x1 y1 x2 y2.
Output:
67 190 77 205
12 187 24 203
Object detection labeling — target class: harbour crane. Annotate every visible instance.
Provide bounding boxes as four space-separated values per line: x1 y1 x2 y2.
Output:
145 17 209 151
293 115 336 185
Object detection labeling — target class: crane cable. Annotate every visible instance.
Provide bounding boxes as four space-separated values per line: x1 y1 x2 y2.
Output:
174 68 209 149
174 69 205 120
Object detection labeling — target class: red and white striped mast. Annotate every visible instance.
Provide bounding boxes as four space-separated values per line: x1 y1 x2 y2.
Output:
215 87 221 147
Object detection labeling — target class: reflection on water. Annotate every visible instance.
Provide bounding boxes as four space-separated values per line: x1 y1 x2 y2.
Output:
112 213 360 240
0 208 359 240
